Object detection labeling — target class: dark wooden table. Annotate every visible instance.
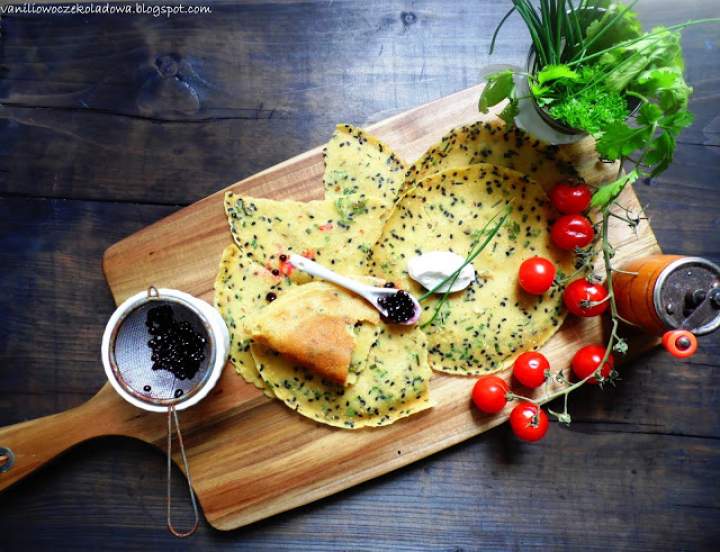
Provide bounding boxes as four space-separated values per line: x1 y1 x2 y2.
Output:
1 1 718 550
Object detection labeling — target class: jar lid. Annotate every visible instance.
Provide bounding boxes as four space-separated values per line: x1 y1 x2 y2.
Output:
654 257 720 335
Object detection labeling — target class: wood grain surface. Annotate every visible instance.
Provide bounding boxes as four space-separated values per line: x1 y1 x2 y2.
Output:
0 0 718 550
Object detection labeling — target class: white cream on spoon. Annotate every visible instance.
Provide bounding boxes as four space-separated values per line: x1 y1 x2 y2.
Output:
408 251 476 294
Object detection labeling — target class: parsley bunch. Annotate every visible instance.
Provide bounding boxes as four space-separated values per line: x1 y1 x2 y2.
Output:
537 65 631 134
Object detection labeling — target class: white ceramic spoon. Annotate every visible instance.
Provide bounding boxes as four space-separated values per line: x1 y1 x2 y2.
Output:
288 254 421 325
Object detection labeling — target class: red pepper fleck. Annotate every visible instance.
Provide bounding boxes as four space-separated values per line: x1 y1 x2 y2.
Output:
319 223 333 232
279 259 294 276
301 249 317 260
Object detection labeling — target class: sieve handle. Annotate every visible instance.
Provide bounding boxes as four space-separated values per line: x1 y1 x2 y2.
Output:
0 384 154 493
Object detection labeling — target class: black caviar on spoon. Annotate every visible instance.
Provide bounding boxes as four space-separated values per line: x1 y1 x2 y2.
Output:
378 290 418 324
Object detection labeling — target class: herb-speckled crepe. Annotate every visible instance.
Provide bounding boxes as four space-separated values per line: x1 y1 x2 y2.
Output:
323 124 406 209
222 123 408 284
251 283 433 429
224 194 389 281
405 120 578 194
371 163 574 375
214 244 290 395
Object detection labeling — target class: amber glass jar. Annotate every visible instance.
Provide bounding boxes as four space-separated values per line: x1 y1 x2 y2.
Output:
613 255 720 336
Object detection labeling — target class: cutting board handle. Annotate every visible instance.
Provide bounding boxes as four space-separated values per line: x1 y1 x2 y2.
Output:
0 384 144 493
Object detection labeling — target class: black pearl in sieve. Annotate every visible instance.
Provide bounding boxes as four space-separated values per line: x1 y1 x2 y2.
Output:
145 306 207 381
174 389 184 398
143 385 151 392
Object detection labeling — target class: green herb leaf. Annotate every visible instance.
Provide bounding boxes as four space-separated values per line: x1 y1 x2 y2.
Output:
641 131 675 177
636 103 663 126
636 67 679 90
498 98 519 124
660 110 694 136
634 67 692 113
478 70 515 113
597 28 684 93
536 64 579 85
582 1 642 57
591 169 639 209
596 121 651 160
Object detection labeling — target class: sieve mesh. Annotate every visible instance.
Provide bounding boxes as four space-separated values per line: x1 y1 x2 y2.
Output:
111 299 213 406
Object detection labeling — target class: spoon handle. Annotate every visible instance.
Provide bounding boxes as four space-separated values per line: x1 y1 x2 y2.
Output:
288 254 371 298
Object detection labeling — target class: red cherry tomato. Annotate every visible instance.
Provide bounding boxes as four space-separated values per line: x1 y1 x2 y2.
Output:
571 344 615 384
509 402 549 442
518 256 556 295
471 376 509 414
662 330 698 359
549 182 592 214
512 351 549 388
563 278 609 317
551 214 595 250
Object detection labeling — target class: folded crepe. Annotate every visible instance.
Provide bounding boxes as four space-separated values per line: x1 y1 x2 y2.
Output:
250 282 379 385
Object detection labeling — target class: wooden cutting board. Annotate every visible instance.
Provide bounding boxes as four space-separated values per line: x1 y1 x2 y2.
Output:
0 85 660 530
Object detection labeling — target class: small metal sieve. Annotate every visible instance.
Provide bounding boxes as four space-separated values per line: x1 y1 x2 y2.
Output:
101 286 229 537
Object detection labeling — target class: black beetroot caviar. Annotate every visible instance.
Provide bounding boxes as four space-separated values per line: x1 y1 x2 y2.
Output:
146 305 207 380
378 290 417 324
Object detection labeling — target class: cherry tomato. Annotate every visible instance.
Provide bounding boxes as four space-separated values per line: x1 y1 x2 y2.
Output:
549 182 592 214
662 330 698 359
571 344 615 384
563 278 609 317
509 402 549 442
471 376 509 414
551 214 595 250
513 351 549 388
518 256 556 295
